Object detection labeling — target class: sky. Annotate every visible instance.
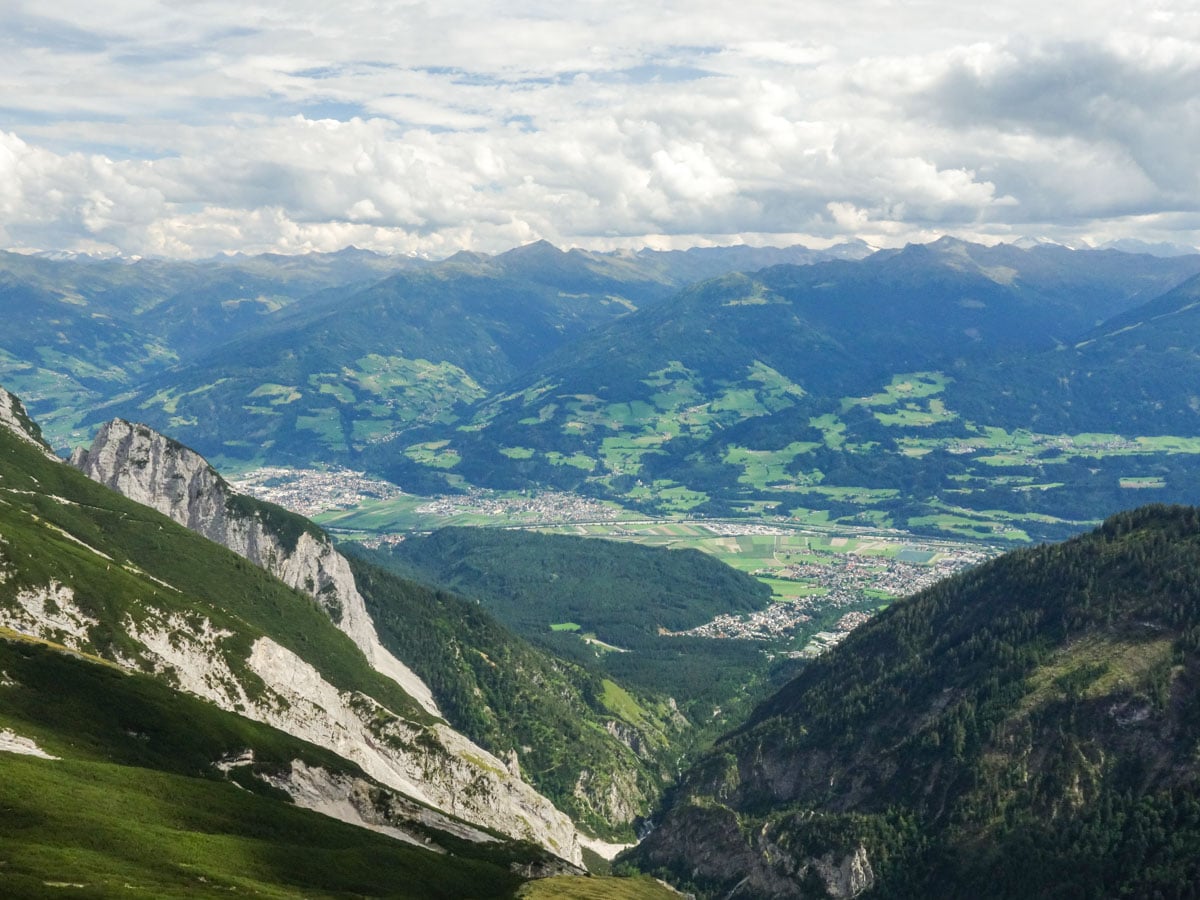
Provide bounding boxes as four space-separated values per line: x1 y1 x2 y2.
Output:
2 1 1199 258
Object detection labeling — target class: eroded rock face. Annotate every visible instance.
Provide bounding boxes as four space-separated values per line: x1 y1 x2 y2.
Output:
72 418 439 717
812 845 874 899
0 388 57 460
635 802 875 899
68 418 582 864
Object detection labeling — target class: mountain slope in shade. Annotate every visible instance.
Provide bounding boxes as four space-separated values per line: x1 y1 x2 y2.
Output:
366 527 775 720
628 504 1200 898
947 271 1200 436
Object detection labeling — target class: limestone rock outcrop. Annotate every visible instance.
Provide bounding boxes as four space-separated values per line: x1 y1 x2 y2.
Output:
68 417 582 863
0 388 57 460
72 418 439 716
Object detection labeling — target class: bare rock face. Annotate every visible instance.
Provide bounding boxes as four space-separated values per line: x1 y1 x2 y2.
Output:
69 418 582 864
635 802 875 898
0 388 57 460
812 845 874 899
72 418 439 717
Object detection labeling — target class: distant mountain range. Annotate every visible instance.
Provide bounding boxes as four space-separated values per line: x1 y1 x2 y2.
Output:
0 238 866 451
7 237 1200 539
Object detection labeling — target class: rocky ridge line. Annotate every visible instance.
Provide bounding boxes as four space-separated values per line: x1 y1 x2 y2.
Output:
71 418 439 716
65 416 581 863
0 388 57 460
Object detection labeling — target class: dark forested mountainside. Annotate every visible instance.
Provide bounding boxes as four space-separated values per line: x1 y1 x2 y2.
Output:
630 504 1200 898
346 549 687 840
947 271 1200 436
363 527 781 721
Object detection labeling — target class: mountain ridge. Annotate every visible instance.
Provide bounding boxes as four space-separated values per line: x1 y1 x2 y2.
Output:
628 504 1200 897
71 416 442 717
0 394 582 862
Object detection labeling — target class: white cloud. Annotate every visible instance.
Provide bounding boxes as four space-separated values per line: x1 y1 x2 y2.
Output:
2 1 1199 256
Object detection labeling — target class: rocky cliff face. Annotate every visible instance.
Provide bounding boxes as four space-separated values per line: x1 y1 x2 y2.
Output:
635 802 874 899
72 418 439 717
63 417 581 863
0 388 57 460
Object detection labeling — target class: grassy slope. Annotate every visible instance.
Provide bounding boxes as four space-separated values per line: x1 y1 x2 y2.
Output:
0 637 530 899
0 424 431 724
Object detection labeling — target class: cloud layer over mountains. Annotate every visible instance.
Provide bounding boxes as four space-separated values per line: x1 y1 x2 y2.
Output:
3 1 1199 257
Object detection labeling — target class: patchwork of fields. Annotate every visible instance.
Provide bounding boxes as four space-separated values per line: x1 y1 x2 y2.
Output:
230 468 1001 658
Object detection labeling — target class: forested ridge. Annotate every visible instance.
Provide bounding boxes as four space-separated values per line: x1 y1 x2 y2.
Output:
346 550 685 840
630 505 1200 898
369 527 777 712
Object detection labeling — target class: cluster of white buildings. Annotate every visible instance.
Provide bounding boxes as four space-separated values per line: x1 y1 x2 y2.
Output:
414 489 620 523
230 466 406 517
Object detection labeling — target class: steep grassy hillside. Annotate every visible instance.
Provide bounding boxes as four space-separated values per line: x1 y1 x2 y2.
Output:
630 504 1200 898
348 552 688 840
0 391 595 863
0 388 693 895
0 419 429 724
365 527 777 720
0 636 541 898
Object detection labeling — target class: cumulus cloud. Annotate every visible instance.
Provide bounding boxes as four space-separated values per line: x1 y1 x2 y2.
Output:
1 0 1199 256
